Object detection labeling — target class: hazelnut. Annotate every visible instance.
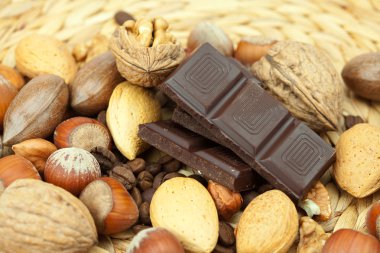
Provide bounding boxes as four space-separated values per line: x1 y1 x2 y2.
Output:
0 64 25 90
79 177 139 235
127 227 185 253
12 138 57 174
207 180 243 220
0 76 18 131
44 147 101 195
322 229 380 253
54 116 112 151
187 22 233 57
342 52 380 101
234 36 277 65
366 201 380 239
0 155 41 188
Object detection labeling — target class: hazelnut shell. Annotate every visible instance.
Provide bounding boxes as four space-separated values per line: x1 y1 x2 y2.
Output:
44 147 101 195
0 155 41 187
80 177 139 235
54 116 112 151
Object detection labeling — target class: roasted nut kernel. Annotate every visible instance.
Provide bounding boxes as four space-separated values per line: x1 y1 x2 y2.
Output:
208 180 243 220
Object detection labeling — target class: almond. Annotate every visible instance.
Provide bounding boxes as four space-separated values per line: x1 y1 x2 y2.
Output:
236 190 298 253
106 81 160 160
15 34 77 83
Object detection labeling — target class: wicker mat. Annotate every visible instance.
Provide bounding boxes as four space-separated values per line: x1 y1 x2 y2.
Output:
1 0 380 252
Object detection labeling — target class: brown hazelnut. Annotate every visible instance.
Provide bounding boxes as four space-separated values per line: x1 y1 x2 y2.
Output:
127 227 185 253
79 177 139 235
235 36 277 65
187 22 233 57
342 52 380 101
44 147 101 195
366 201 380 239
0 155 41 188
54 116 112 151
0 65 25 90
0 76 18 131
207 180 243 220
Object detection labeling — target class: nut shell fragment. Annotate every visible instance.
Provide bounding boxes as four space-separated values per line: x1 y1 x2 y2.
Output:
301 181 332 221
0 179 97 253
251 41 342 132
297 216 330 253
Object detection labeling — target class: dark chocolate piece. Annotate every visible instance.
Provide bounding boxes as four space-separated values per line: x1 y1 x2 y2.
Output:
138 121 258 192
160 43 335 200
172 106 221 144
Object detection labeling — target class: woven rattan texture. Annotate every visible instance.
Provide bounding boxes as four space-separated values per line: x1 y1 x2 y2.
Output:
1 0 380 252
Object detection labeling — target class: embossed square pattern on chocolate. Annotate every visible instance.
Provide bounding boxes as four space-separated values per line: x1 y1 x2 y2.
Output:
159 43 335 200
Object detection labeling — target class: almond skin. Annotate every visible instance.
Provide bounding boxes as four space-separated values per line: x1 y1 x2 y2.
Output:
3 74 69 146
15 34 77 83
12 138 57 174
70 52 123 116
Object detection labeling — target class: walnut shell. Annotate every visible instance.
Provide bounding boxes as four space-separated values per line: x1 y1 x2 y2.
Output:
297 216 330 253
3 74 69 146
251 41 342 132
109 27 185 87
0 179 97 253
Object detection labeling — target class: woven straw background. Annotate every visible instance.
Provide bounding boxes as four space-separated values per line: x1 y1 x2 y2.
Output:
1 0 380 252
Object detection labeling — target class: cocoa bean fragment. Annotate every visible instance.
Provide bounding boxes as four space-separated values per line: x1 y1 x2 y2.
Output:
212 244 235 253
153 171 166 189
218 222 235 246
90 146 119 174
139 202 151 225
145 163 162 176
141 188 156 204
128 158 146 175
162 172 186 183
137 171 153 191
108 165 136 190
162 159 182 173
130 187 142 207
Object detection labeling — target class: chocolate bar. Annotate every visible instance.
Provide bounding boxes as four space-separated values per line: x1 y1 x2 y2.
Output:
172 107 221 144
138 121 259 192
160 43 335 200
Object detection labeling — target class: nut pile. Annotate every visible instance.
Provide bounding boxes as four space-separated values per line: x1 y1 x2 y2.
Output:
1 10 380 253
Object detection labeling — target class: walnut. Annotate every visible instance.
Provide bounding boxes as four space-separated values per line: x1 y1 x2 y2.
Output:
299 181 332 221
109 17 185 87
297 216 330 253
251 41 343 132
73 35 109 63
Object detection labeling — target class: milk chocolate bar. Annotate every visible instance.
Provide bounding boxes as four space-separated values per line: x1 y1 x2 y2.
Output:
160 43 335 200
138 121 258 192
